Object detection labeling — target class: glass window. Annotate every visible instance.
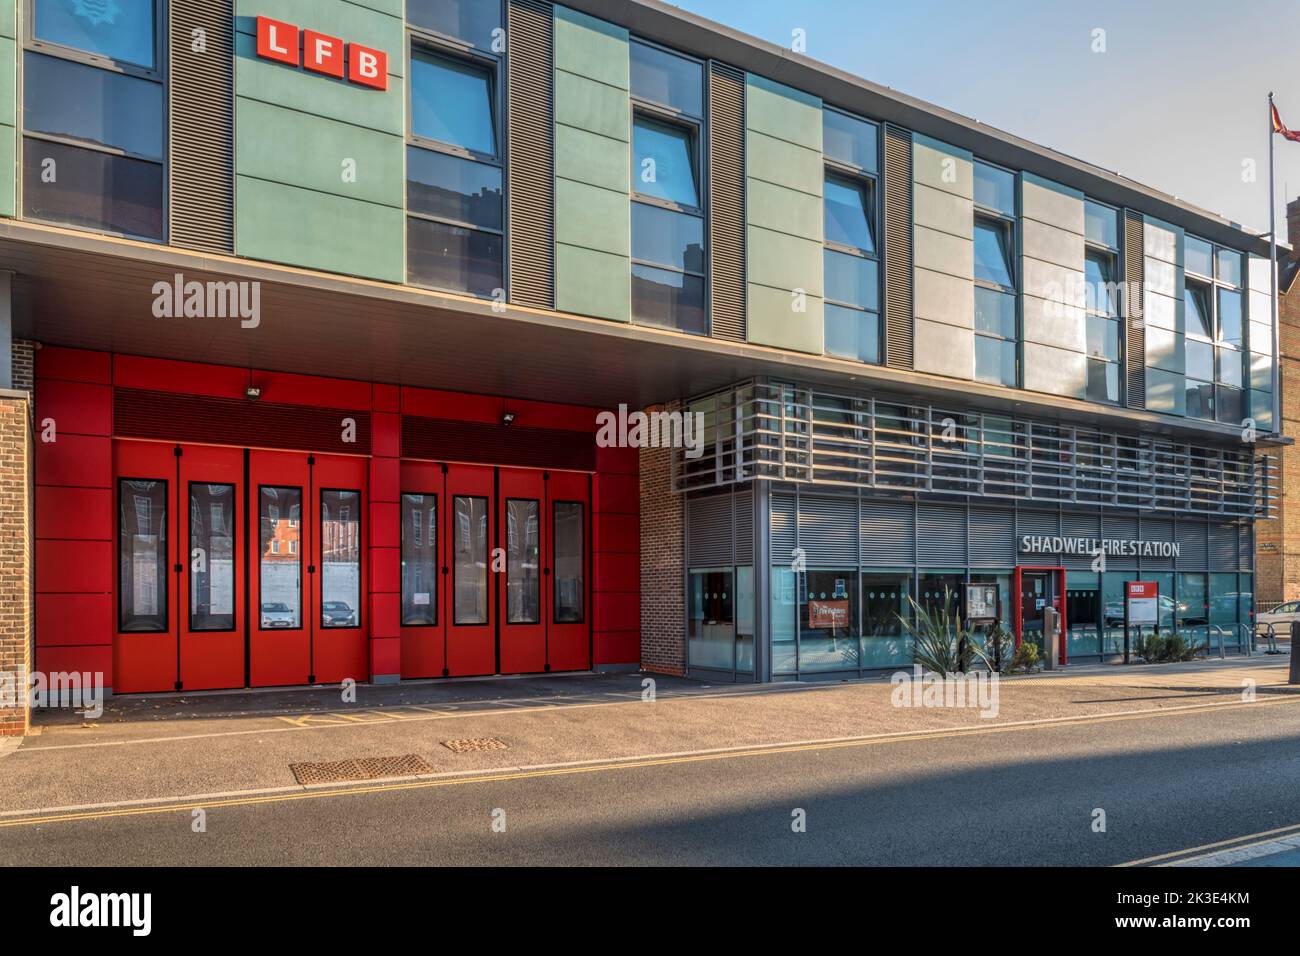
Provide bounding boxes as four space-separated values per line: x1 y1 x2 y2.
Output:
1178 573 1208 629
688 568 735 669
1215 248 1242 288
632 202 704 273
259 487 302 629
320 490 361 629
1184 236 1213 278
453 496 489 625
975 334 1017 387
973 161 1015 216
406 146 502 231
189 483 234 632
1186 380 1214 420
824 174 875 254
823 109 878 173
632 115 699 207
630 41 702 116
975 285 1016 339
1185 282 1212 339
553 501 584 624
824 249 878 311
799 570 858 672
24 52 163 159
974 217 1014 288
1215 386 1243 425
411 49 497 156
407 0 501 51
1186 339 1214 382
1217 288 1243 346
824 303 880 364
736 566 755 674
771 566 798 675
1086 358 1119 404
505 498 540 624
34 0 156 68
631 264 707 334
1083 200 1117 248
1086 314 1119 360
1217 348 1243 388
860 571 910 668
401 493 438 627
23 138 163 240
1084 250 1118 317
1065 572 1101 657
119 479 167 632
407 217 503 297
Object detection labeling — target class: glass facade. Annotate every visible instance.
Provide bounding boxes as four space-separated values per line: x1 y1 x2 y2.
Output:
823 108 881 365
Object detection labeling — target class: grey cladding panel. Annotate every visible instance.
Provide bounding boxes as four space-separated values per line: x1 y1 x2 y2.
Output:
1176 521 1208 570
917 502 966 567
799 495 858 565
861 497 915 566
969 507 1016 568
687 494 734 566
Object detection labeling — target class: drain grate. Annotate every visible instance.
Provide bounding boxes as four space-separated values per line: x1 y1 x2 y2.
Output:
290 753 434 786
442 736 509 754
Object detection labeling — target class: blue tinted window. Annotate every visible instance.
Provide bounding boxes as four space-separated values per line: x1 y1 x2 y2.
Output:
407 217 502 297
1217 348 1243 388
1185 236 1213 277
1185 283 1212 339
633 115 698 207
824 304 879 364
974 218 1014 287
1217 288 1243 345
34 0 155 68
1084 250 1117 316
412 50 497 156
1186 339 1213 382
975 286 1016 339
406 146 502 231
824 175 874 253
408 0 501 51
974 336 1017 387
632 203 704 273
824 249 878 310
1084 200 1117 248
1086 315 1119 360
823 109 878 173
1216 248 1243 287
973 162 1015 216
631 265 706 335
630 41 702 116
24 52 163 159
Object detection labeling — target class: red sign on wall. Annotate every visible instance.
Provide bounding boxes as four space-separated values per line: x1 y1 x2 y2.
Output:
809 599 849 630
255 16 388 91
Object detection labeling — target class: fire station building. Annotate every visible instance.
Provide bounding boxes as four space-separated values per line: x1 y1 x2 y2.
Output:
0 0 1282 731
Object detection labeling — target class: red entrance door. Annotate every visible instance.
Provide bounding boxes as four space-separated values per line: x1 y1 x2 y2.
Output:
248 450 368 686
498 468 546 674
399 460 445 678
546 470 591 673
445 464 495 676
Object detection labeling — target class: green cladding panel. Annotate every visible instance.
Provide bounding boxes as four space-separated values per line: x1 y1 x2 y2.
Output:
233 2 404 282
0 0 14 218
553 5 630 322
744 73 823 354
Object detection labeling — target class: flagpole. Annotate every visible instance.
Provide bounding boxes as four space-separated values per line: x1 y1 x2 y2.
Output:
1270 92 1281 425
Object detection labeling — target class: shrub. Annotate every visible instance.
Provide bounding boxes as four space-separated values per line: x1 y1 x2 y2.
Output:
1005 639 1041 674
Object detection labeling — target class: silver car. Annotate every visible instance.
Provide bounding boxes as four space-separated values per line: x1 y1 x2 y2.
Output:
1256 601 1300 638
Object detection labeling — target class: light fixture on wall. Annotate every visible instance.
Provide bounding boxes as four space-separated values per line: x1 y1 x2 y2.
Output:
501 411 515 426
246 385 262 401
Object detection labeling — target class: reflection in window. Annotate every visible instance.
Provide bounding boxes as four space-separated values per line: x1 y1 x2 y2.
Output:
630 40 703 117
408 0 501 51
799 570 858 672
320 490 361 628
34 0 157 68
824 109 879 173
505 499 540 624
822 110 881 367
407 146 502 230
860 572 910 668
411 50 497 155
553 502 584 623
973 161 1015 216
824 174 875 254
119 479 168 632
190 483 234 631
688 567 734 669
453 496 489 624
259 487 302 629
632 115 699 207
24 52 163 158
408 218 503 298
974 217 1014 287
401 493 438 626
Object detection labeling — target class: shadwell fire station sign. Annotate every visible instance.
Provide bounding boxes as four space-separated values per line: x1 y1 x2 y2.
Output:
1018 536 1181 558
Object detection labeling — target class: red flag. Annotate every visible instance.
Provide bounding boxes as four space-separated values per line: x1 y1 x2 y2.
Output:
1272 102 1300 142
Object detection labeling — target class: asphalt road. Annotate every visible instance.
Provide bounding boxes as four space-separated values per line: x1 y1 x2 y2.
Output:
5 697 1300 865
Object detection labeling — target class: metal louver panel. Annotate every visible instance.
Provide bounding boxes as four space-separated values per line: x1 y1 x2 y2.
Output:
1175 521 1208 570
917 502 965 567
969 507 1015 568
401 416 593 471
1103 514 1139 568
1138 516 1175 569
798 495 857 565
169 0 234 252
507 0 555 308
1123 209 1145 408
861 497 914 566
1239 524 1254 572
708 60 745 341
1207 524 1237 570
733 489 754 564
1017 510 1060 564
882 124 914 369
771 493 797 558
687 494 735 566
1061 512 1100 570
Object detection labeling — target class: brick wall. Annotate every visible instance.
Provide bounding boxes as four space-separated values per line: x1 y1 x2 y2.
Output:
639 403 684 676
1256 200 1300 607
1 341 35 735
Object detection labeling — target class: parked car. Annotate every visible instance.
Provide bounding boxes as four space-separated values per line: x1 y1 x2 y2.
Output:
322 601 357 627
1257 600 1300 635
260 602 296 628
1102 595 1176 626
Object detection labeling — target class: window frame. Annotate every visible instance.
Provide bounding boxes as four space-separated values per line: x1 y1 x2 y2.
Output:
400 491 439 628
318 487 363 631
822 105 882 365
187 480 237 634
405 18 507 298
1082 198 1122 406
1185 233 1250 423
629 36 708 334
117 476 170 634
20 0 168 242
552 499 586 625
257 484 305 633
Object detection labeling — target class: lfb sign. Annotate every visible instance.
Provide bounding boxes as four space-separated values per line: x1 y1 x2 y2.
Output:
256 16 388 91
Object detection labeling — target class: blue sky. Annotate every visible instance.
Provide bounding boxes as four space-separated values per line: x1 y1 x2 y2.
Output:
674 0 1300 241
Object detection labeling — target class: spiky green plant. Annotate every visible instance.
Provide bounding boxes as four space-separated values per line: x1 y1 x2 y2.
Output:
899 587 991 676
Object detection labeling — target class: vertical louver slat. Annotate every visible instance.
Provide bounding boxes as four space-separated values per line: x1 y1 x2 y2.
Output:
882 124 913 369
1123 208 1145 408
708 60 745 341
169 0 235 252
687 494 735 566
507 0 555 309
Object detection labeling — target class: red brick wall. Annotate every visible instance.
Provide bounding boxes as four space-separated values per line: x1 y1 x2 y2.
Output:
639 403 684 676
1 341 34 735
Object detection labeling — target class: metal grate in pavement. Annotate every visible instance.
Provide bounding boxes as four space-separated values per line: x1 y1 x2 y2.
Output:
290 754 434 786
441 737 509 754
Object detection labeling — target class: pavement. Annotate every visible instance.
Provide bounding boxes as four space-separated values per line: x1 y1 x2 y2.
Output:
1 655 1298 865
